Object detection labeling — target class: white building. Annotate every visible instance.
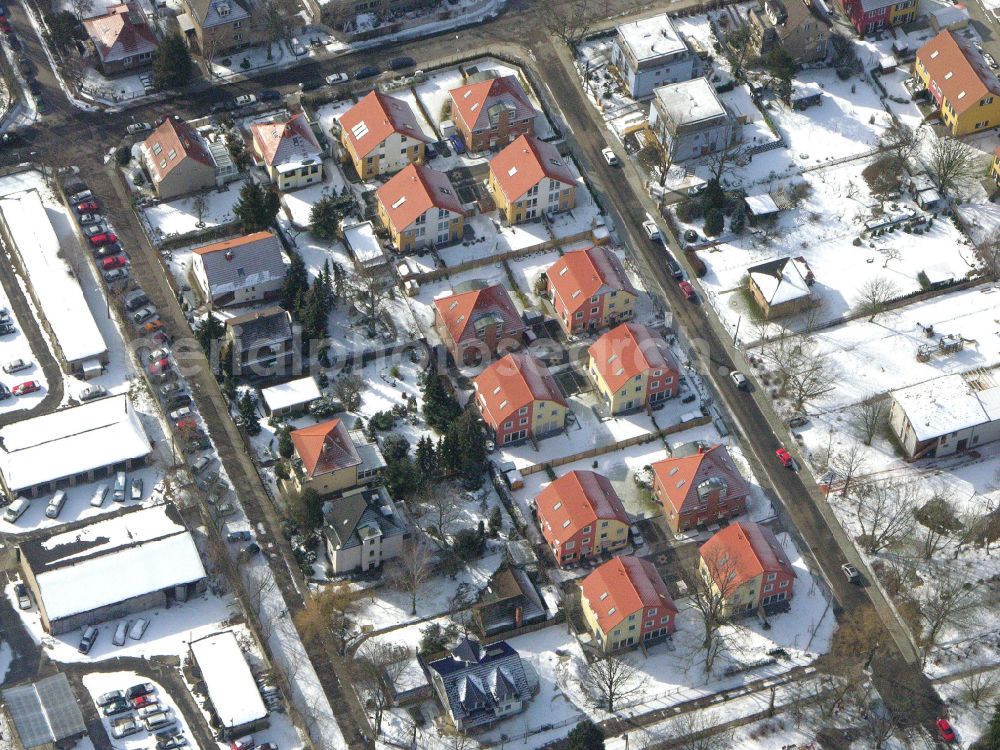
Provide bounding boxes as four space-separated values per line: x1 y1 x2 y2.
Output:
189 631 269 740
0 189 108 377
612 13 698 99
889 372 1000 459
343 221 387 271
260 375 321 416
322 486 408 574
649 78 736 162
190 231 286 308
0 394 151 498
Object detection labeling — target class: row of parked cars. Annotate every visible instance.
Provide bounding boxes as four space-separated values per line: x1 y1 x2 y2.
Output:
2 468 145 524
0 308 45 401
95 682 188 746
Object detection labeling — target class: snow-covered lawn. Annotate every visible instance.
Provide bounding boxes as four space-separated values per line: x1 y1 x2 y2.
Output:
81 671 195 749
142 180 245 242
280 162 349 228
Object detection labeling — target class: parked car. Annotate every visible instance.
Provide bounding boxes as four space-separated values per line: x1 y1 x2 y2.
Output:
128 617 149 640
113 621 129 646
127 121 152 135
842 563 861 583
104 268 129 283
643 217 661 241
448 133 466 154
226 529 253 543
324 72 348 84
77 213 101 224
233 94 257 107
216 502 236 516
133 306 157 324
241 542 261 557
96 689 125 707
259 89 282 102
130 477 143 502
937 718 956 742
75 200 99 213
44 490 66 518
3 358 30 374
3 496 28 523
111 718 140 739
113 471 127 502
157 734 188 750
101 254 127 270
14 582 30 610
665 255 682 279
70 189 93 203
160 382 182 398
192 455 213 474
103 698 131 717
142 319 164 333
143 711 174 732
125 683 155 700
775 447 794 468
210 100 237 114
678 280 696 301
80 384 108 402
147 347 170 362
89 232 118 247
169 406 191 422
90 483 109 507
0 383 11 401
786 415 809 428
389 55 416 70
148 357 170 376
138 704 166 720
354 65 380 79
94 243 122 259
12 380 40 396
601 147 619 166
168 393 192 410
151 331 171 348
730 371 748 390
83 223 108 237
124 289 148 311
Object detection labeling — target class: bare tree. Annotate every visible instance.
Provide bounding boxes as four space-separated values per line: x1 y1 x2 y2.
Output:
954 503 1000 557
70 0 94 19
193 193 208 229
913 493 962 560
664 709 735 749
349 267 393 337
690 548 743 674
705 138 751 184
878 120 921 164
855 277 899 321
331 372 363 411
917 566 981 664
352 641 409 736
926 136 980 196
544 0 597 44
978 238 1000 281
850 681 895 750
417 485 463 541
294 583 355 650
881 247 902 268
831 440 868 498
439 725 474 750
960 670 1000 708
257 0 298 57
391 540 434 616
852 394 888 446
852 480 917 554
762 334 837 411
826 604 885 673
583 652 641 713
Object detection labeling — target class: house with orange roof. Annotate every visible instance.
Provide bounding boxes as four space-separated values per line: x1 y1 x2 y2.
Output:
588 323 681 415
651 444 749 533
337 91 430 179
580 556 677 651
473 352 567 445
83 2 158 76
535 470 630 566
189 231 286 308
289 418 385 495
699 521 795 616
250 113 323 192
142 117 237 200
376 164 465 252
487 135 577 225
914 30 1000 136
546 246 637 335
449 74 538 153
433 283 527 365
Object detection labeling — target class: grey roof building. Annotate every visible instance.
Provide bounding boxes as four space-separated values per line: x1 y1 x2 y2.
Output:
426 637 538 732
225 306 298 379
649 77 736 162
322 486 408 573
190 231 286 308
2 673 87 749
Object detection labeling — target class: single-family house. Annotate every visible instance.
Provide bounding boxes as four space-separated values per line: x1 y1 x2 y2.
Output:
914 30 1000 135
83 2 158 76
652 443 750 533
580 555 677 651
376 163 465 252
587 322 681 414
746 256 815 319
487 135 577 225
179 0 260 56
190 231 286 308
337 91 429 179
142 117 237 200
546 246 637 335
289 418 386 495
224 305 297 378
473 352 567 445
433 283 526 365
250 112 324 192
474 566 547 636
322 486 408 573
747 0 830 64
929 3 970 31
650 78 736 162
611 14 697 99
699 521 796 617
839 0 916 35
535 469 630 566
450 74 538 152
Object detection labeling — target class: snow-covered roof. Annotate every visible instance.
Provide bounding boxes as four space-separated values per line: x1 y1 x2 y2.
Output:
653 78 728 126
261 376 321 413
748 256 812 307
0 190 107 365
0 395 150 493
744 193 780 216
21 505 206 621
343 221 386 269
892 374 1000 441
190 631 268 729
615 13 688 63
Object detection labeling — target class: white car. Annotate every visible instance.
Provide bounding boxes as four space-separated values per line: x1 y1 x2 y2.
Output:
642 217 661 241
126 122 152 135
730 371 748 390
3 358 30 374
325 72 348 85
985 52 999 70
601 147 619 166
233 94 258 107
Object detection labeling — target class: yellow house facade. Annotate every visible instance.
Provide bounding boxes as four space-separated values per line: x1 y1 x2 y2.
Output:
914 30 1000 136
487 134 579 225
376 203 465 253
991 148 1000 186
581 596 640 647
337 91 429 180
343 130 426 180
698 557 760 618
488 172 577 225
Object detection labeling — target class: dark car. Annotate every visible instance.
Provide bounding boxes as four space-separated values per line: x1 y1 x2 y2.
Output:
103 698 131 716
259 89 282 101
125 683 155 700
354 65 380 79
298 78 323 92
124 289 149 311
93 243 122 259
665 255 682 279
210 100 236 114
227 530 253 543
389 56 415 70
0 383 12 400
168 393 192 409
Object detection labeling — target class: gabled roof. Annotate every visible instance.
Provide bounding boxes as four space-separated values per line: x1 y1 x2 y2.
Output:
291 418 362 478
581 556 677 635
225 306 293 353
917 29 1000 115
433 283 525 346
143 117 215 184
185 0 251 29
376 163 464 233
191 231 286 299
449 75 537 134
323 487 406 550
748 256 812 307
699 521 794 591
588 322 678 394
489 134 576 202
338 91 430 159
474 352 566 427
83 3 158 64
651 444 750 517
250 112 322 169
536 470 629 544
547 246 637 318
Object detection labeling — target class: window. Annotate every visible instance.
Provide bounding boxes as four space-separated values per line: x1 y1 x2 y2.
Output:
660 616 671 624
504 421 512 429
519 406 528 415
575 311 584 319
651 381 659 389
764 583 773 593
565 541 575 550
583 526 591 534
520 417 528 425
779 580 788 588
600 520 609 527
766 572 777 582
645 620 654 628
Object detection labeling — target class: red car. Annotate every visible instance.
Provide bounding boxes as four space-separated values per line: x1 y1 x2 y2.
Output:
132 694 158 708
12 380 40 396
101 254 127 270
89 232 118 247
775 447 793 468
147 357 170 375
76 200 100 213
937 719 956 742
679 280 696 300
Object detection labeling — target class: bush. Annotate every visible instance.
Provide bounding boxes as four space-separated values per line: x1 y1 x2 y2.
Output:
704 208 724 237
688 252 708 277
369 410 396 431
701 178 726 212
730 206 747 234
115 146 132 166
676 199 703 223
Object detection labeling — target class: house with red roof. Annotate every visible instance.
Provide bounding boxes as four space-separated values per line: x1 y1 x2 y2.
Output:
289 418 385 495
651 444 749 533
250 113 323 192
449 75 538 153
433 283 526 365
699 521 795 616
83 2 158 76
473 352 567 445
588 323 680 415
487 135 577 225
535 470 630 566
581 556 677 651
546 246 637 335
376 164 465 253
337 91 430 179
142 117 238 200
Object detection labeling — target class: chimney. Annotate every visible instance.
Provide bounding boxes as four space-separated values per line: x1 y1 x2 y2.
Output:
514 606 523 628
225 250 234 261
